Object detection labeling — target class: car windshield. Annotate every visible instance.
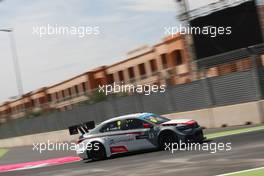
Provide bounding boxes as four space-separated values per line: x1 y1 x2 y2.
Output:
142 114 170 124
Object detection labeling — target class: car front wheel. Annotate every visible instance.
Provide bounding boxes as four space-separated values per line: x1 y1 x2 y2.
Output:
158 131 178 150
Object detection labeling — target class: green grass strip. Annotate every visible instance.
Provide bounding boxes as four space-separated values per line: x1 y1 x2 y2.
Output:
205 125 264 139
0 149 8 158
219 167 264 176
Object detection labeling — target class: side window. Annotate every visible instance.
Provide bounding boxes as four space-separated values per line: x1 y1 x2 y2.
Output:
100 120 122 133
123 119 144 130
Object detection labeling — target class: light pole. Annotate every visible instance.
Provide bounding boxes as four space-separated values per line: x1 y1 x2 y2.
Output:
0 28 24 97
176 0 198 80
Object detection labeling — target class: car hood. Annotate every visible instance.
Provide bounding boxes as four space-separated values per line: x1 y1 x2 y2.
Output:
162 119 194 125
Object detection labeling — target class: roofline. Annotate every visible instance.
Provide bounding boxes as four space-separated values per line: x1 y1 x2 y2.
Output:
107 49 154 69
154 34 184 47
47 71 91 89
48 65 109 89
0 34 185 106
107 35 184 69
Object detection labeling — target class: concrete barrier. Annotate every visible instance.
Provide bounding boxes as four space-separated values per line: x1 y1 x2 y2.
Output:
0 101 264 148
164 101 264 128
212 101 263 127
0 130 79 148
164 109 214 128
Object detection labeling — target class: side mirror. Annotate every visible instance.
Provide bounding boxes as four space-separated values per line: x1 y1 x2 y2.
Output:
143 123 153 129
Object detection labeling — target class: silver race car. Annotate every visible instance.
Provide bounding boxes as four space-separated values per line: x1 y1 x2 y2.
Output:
69 113 205 161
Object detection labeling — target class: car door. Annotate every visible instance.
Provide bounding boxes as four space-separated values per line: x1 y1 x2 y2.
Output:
122 118 157 151
100 120 132 154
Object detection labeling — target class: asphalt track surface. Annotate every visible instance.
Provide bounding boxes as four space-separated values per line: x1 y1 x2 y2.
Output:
1 129 264 176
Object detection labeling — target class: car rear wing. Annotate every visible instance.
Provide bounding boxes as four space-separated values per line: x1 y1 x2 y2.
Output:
68 121 95 135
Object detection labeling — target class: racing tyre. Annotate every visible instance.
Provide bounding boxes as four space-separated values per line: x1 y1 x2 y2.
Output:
158 131 178 150
89 142 106 161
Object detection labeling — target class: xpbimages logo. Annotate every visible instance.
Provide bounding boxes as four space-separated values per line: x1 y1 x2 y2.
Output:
32 24 100 38
32 140 100 154
164 24 232 38
98 82 166 95
164 141 232 154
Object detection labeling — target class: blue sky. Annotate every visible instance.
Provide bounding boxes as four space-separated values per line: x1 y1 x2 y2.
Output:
0 0 182 102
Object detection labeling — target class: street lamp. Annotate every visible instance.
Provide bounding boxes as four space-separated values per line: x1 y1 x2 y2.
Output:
0 28 24 97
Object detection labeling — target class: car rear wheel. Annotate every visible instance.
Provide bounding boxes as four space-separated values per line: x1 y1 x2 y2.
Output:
89 142 106 161
158 131 178 150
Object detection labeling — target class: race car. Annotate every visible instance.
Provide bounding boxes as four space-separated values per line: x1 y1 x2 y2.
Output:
69 113 205 161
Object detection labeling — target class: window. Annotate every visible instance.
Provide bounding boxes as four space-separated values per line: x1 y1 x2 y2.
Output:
100 120 122 133
75 85 79 95
34 99 40 107
161 54 168 68
123 119 145 130
68 88 72 97
142 114 170 124
118 71 124 82
25 102 31 108
138 63 146 76
107 74 114 84
39 97 46 104
62 90 65 98
128 67 135 79
82 82 86 92
31 99 35 106
17 104 20 110
55 92 59 100
173 50 183 65
47 94 52 102
149 59 157 72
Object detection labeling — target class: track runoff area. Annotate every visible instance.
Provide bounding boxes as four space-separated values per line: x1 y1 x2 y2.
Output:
0 124 264 176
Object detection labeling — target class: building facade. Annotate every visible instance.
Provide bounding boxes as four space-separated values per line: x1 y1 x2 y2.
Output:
257 0 264 38
0 34 190 121
106 34 190 86
0 31 260 122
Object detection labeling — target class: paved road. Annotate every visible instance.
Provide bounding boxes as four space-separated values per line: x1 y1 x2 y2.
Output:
1 124 261 165
0 145 75 165
1 129 264 176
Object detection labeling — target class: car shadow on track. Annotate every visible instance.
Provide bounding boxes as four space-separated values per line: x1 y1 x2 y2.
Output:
84 140 213 163
84 148 161 163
